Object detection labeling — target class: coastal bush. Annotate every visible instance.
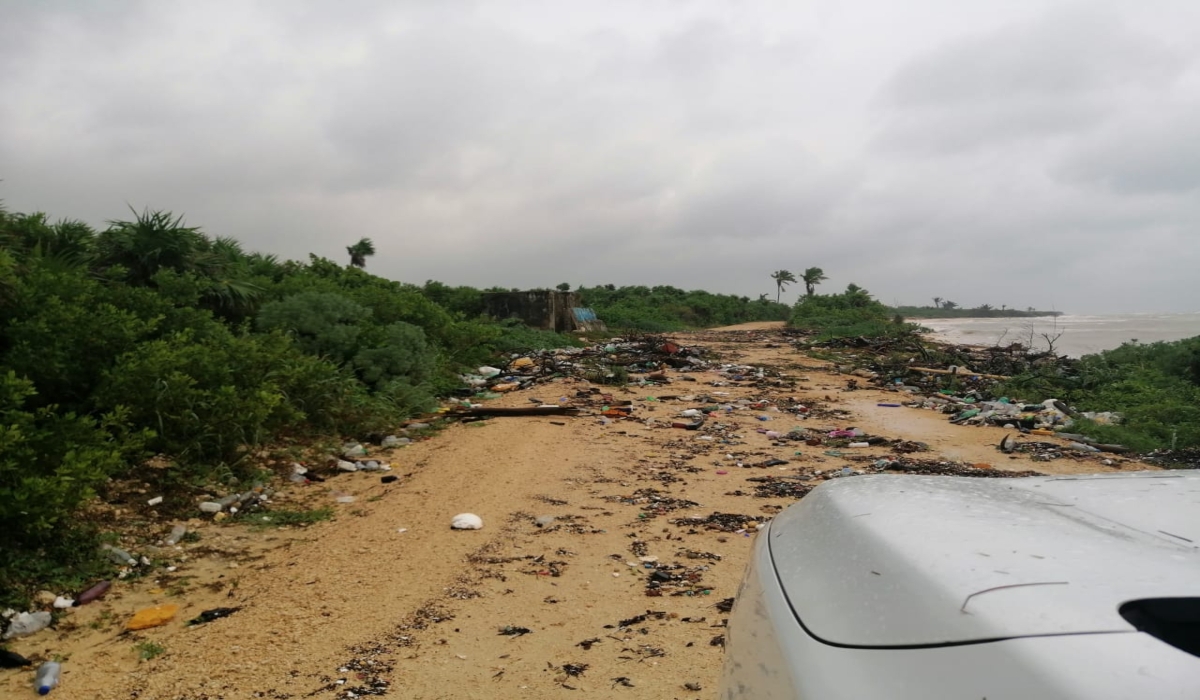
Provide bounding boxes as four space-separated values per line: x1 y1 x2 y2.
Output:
999 337 1200 452
0 372 135 547
576 284 790 331
257 292 371 363
790 284 920 340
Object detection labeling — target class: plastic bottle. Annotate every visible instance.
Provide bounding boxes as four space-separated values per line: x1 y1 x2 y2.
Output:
2 611 52 639
165 524 187 546
101 544 136 566
35 660 60 695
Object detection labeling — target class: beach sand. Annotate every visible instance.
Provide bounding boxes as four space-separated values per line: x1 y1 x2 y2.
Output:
0 324 1145 699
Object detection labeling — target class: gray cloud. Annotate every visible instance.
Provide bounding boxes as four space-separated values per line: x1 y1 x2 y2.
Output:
1 0 1199 313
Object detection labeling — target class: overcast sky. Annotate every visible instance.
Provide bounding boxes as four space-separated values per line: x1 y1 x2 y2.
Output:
2 0 1198 313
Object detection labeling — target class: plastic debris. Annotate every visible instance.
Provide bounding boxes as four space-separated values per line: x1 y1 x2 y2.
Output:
165 524 188 546
2 611 51 639
101 544 137 566
126 604 180 631
187 607 241 626
35 660 60 695
0 649 31 668
451 513 484 530
76 580 111 605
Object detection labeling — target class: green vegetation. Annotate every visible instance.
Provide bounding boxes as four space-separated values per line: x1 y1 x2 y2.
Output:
134 640 166 660
0 203 583 606
770 270 796 303
800 267 827 297
345 237 376 269
789 284 919 340
793 278 1199 453
895 303 1062 319
576 283 792 333
1000 337 1200 452
576 284 790 332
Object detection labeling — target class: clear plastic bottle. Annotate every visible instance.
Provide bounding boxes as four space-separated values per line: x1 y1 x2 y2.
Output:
35 660 60 695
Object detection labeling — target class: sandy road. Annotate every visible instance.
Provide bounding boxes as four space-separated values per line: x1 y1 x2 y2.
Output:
1 328 1141 699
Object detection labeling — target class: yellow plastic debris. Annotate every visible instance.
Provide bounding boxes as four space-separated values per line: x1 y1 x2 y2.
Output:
126 604 180 631
492 383 520 393
511 357 534 369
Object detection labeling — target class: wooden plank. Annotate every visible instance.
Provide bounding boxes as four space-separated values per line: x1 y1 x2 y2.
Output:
453 406 580 418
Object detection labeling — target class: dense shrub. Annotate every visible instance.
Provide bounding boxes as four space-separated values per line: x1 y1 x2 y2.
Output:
257 291 371 363
576 284 790 331
790 284 918 340
0 372 136 547
1001 338 1200 451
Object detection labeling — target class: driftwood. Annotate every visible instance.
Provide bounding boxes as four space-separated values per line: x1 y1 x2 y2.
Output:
909 367 1010 380
453 406 579 418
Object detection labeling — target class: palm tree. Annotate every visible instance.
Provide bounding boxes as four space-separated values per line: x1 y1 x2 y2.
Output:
346 237 376 268
942 300 959 310
801 267 828 297
770 270 797 303
932 297 943 309
844 283 871 307
96 207 208 285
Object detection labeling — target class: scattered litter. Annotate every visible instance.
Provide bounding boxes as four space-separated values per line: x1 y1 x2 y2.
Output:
498 625 532 637
34 660 60 695
743 476 813 499
2 611 51 639
101 544 137 566
451 513 484 530
670 512 761 533
126 604 179 631
187 607 242 626
0 649 31 668
164 524 188 546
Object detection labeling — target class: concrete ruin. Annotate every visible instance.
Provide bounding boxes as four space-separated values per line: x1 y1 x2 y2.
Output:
483 290 605 333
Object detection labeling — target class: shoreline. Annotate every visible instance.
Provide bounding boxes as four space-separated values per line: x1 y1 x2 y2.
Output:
0 327 1154 699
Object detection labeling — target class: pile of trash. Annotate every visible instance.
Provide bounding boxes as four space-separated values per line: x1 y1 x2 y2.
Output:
1144 448 1200 470
456 335 714 399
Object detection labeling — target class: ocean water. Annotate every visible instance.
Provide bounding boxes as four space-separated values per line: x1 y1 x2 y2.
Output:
916 313 1200 358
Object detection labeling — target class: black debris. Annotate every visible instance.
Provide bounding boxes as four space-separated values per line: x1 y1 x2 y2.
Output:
187 607 242 626
0 649 32 668
670 512 759 532
562 662 589 677
744 476 814 499
611 610 667 628
498 625 533 636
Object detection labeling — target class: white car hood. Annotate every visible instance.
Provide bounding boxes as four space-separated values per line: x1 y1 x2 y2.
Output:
767 471 1200 647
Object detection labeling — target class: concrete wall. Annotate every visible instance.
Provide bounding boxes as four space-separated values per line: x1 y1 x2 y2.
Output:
483 290 580 332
